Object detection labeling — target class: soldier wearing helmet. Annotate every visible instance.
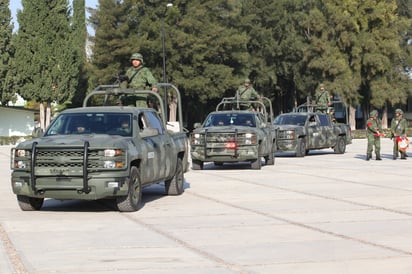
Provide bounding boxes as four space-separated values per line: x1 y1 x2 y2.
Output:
235 78 261 110
366 109 382 161
390 108 407 160
315 83 331 113
124 53 158 107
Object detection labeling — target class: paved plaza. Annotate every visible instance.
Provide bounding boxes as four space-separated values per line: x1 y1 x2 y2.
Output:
0 138 412 274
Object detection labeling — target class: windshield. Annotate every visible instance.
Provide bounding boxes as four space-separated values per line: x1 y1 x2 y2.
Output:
273 114 307 126
203 113 256 127
45 113 133 136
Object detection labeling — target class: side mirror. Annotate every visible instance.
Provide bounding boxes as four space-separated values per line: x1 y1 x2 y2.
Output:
140 127 158 138
193 123 201 129
32 127 44 138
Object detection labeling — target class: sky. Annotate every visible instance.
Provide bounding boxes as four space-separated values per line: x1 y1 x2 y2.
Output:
9 0 98 34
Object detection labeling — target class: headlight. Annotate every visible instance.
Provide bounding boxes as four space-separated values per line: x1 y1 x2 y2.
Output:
244 132 256 145
191 133 204 145
16 149 26 157
15 160 26 169
283 130 295 139
104 149 123 157
103 161 124 168
12 148 30 170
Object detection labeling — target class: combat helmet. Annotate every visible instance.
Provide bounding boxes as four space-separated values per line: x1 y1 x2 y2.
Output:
395 108 404 115
130 53 144 63
370 110 378 117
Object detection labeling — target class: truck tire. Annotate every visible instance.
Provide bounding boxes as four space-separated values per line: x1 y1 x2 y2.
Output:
251 157 262 170
116 166 142 212
192 160 203 170
265 145 275 165
296 138 306 157
334 136 346 154
165 158 184 195
17 195 44 211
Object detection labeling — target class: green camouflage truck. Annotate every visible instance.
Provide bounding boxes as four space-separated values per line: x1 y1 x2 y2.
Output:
190 97 277 170
10 84 189 212
274 111 352 157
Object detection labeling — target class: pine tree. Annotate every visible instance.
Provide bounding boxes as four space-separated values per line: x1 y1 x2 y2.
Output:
291 0 411 127
238 0 314 112
89 0 248 123
14 0 79 128
0 0 15 105
163 0 248 103
70 0 88 107
89 0 133 87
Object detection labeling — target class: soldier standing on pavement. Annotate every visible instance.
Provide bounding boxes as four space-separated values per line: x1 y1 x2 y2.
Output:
366 110 383 161
123 53 159 108
390 108 408 160
315 83 330 113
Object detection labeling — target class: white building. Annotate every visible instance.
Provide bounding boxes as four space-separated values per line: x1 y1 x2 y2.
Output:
0 106 37 136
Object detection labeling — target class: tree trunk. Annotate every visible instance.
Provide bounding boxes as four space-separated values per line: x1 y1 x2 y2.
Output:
381 104 388 128
349 105 356 130
169 94 177 122
40 103 45 130
46 102 51 128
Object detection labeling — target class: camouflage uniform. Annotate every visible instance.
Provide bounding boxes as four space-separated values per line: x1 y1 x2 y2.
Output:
366 110 382 161
390 108 407 160
315 83 330 113
236 78 260 110
125 53 158 107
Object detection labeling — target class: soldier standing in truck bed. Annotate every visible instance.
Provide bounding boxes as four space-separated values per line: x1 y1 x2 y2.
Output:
315 83 330 113
123 53 159 107
235 78 261 110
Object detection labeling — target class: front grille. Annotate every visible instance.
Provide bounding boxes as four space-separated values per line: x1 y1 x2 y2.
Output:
206 133 236 143
34 149 101 169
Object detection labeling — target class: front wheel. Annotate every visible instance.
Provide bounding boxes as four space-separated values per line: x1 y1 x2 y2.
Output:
165 158 184 195
296 138 306 157
17 195 44 211
251 157 262 170
116 166 142 212
265 144 275 165
334 136 346 154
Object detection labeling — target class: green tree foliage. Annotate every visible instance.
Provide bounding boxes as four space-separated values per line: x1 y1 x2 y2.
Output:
70 0 88 107
237 0 316 112
88 1 412 127
356 0 409 109
90 0 249 121
88 0 133 87
14 0 79 105
164 0 248 102
0 0 15 105
91 0 248 100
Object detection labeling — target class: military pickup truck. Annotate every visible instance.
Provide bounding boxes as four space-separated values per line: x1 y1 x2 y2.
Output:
10 84 189 212
190 97 277 170
273 111 352 157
